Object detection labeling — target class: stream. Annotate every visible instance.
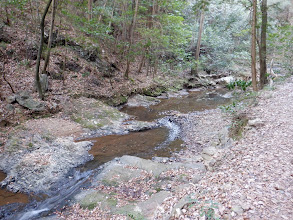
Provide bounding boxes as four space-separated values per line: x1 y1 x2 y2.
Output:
0 88 231 220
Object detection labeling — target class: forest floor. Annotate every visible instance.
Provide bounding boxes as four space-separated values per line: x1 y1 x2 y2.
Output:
174 77 293 219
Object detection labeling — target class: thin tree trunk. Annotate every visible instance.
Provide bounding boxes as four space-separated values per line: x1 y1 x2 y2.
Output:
191 11 205 76
146 60 150 76
109 0 116 28
63 33 67 86
152 0 156 26
1 59 15 93
88 0 93 21
122 1 128 41
259 0 267 89
251 0 258 91
153 58 158 78
138 53 145 73
42 0 57 74
129 0 138 42
99 0 108 22
124 0 139 78
4 5 10 26
35 0 53 100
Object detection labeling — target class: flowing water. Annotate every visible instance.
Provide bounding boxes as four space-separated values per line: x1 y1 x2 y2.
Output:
0 89 231 219
121 89 231 121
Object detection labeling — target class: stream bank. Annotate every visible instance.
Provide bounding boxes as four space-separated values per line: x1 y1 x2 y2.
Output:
55 108 232 220
0 77 233 219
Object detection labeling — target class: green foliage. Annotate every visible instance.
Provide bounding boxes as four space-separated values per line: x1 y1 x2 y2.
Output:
82 72 90 77
226 80 252 91
220 101 239 113
19 59 30 68
268 24 293 74
185 0 251 73
199 200 220 220
1 0 28 10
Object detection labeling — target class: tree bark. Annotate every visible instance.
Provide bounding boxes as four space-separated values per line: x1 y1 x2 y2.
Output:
251 0 257 91
259 0 267 89
108 0 116 28
42 0 57 75
124 0 139 78
121 1 128 41
191 11 205 76
138 53 145 73
35 0 53 100
4 5 10 26
88 0 93 21
99 0 108 22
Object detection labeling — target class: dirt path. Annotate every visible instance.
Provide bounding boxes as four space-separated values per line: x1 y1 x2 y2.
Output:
180 78 293 219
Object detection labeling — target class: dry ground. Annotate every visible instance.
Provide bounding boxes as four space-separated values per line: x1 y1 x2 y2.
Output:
179 78 293 219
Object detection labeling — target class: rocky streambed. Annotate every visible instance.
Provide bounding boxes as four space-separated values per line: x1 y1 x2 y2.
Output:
0 88 232 219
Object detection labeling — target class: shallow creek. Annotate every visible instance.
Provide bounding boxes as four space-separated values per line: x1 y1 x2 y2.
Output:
0 88 231 219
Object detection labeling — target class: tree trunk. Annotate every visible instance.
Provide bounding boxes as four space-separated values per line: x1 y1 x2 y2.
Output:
129 0 138 43
152 0 156 25
191 11 205 76
4 5 10 26
122 1 128 41
109 0 116 28
138 53 145 73
88 0 93 21
42 0 57 74
153 58 158 78
259 0 267 89
99 0 108 22
35 0 53 100
124 0 139 78
251 0 257 91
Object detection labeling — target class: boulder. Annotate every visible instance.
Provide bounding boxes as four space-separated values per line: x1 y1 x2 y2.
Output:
0 135 93 194
136 191 171 219
127 94 160 107
202 147 218 156
216 76 235 85
16 91 45 112
40 74 49 93
6 95 17 104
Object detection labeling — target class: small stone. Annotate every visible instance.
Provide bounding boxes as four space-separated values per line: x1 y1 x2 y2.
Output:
248 118 264 127
175 208 181 217
232 205 244 215
191 175 201 184
201 154 213 161
5 104 15 111
240 202 250 211
6 95 17 104
202 147 218 156
209 159 217 167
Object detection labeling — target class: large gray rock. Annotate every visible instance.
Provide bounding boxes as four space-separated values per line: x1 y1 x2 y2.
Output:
0 135 93 193
127 94 160 107
40 74 49 93
16 91 45 111
135 191 171 219
119 155 171 176
65 97 156 135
